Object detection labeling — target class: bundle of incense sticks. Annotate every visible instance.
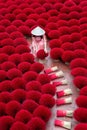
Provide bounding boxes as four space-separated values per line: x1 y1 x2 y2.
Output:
56 88 72 97
56 97 72 106
53 79 68 86
44 66 58 74
49 71 64 80
57 110 73 117
55 119 71 129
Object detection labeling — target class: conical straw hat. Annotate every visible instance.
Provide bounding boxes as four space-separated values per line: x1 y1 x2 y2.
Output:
31 26 45 36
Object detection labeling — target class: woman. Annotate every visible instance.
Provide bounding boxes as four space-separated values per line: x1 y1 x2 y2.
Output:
31 26 47 56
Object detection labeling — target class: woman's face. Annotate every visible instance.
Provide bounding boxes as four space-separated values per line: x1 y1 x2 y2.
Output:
35 36 41 42
33 35 43 42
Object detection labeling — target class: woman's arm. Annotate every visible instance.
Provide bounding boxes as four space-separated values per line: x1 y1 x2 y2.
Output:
43 35 47 53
